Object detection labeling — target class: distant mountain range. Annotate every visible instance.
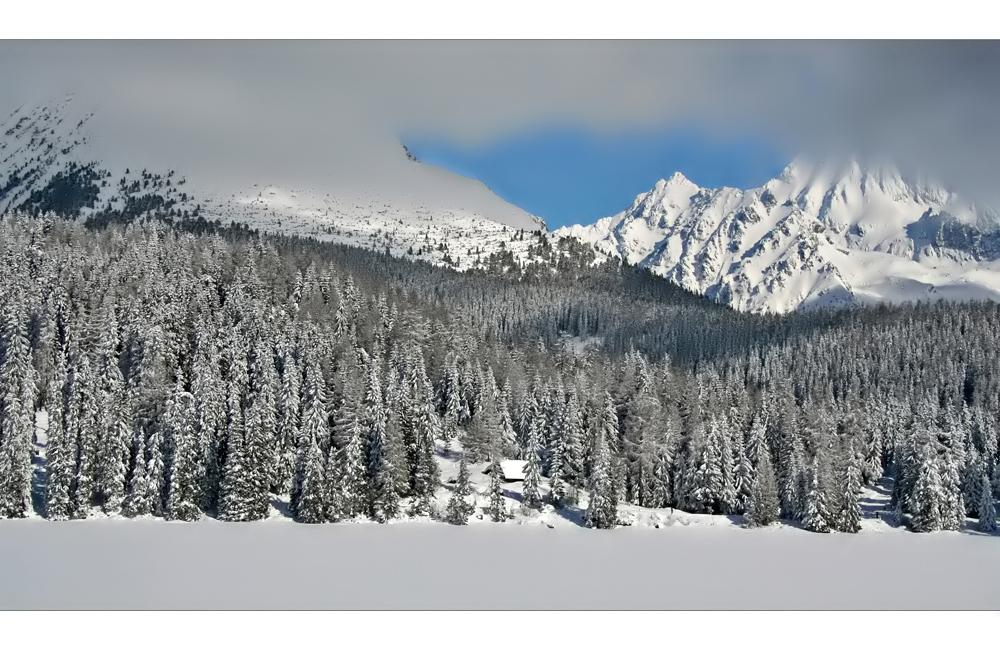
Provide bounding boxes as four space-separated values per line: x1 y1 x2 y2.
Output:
554 159 1000 313
0 97 547 273
5 97 1000 314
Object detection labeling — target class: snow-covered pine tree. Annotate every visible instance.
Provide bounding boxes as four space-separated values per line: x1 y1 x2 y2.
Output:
962 449 984 518
144 425 167 517
363 353 399 522
340 415 367 518
802 456 831 533
217 417 253 522
95 328 131 516
295 430 327 524
191 326 225 513
245 339 278 519
218 345 254 522
718 415 737 514
497 388 518 460
68 349 98 519
910 440 945 533
273 349 301 495
838 444 863 533
293 359 330 523
734 440 755 515
0 308 36 519
323 430 345 522
383 354 410 499
862 415 885 487
121 430 152 517
584 392 618 529
439 355 461 443
521 409 543 511
485 454 508 522
445 454 475 525
545 388 573 507
648 450 671 509
165 373 202 521
938 431 966 532
404 345 440 516
977 462 996 533
745 410 767 468
562 387 585 491
44 348 72 520
745 444 779 528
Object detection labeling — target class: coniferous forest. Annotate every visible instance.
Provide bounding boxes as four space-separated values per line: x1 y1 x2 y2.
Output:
0 212 997 534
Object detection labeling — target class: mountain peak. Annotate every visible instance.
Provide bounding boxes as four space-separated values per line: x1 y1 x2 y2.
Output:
555 156 1000 315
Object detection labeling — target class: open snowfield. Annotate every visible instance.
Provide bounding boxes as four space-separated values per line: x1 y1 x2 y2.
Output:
4 432 997 609
1 516 998 609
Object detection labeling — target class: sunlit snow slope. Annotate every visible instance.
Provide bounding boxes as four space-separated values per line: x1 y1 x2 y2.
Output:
555 159 1000 313
0 97 546 272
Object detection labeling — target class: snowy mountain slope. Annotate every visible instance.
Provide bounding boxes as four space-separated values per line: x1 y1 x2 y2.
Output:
0 97 546 272
554 159 1000 313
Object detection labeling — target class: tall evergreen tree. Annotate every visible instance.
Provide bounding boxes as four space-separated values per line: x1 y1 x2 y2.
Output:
802 457 831 533
521 412 543 511
44 349 71 520
165 373 202 521
839 445 863 533
584 392 618 529
445 454 475 525
485 454 508 522
293 359 330 523
745 445 780 528
977 464 996 533
364 353 399 522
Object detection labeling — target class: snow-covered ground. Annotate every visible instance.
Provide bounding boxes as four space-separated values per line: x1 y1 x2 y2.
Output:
2 514 997 609
5 437 998 609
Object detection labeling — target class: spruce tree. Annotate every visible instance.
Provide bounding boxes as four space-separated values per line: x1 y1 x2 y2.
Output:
218 345 253 521
273 352 301 494
839 446 863 533
245 341 278 519
144 426 167 517
745 446 779 528
734 443 755 515
293 360 330 523
295 432 327 524
364 354 399 522
0 309 36 519
340 416 368 518
910 441 944 533
44 375 72 520
485 454 508 522
445 454 475 525
165 374 202 521
977 464 997 533
68 351 98 519
521 416 543 511
406 348 441 516
122 431 151 517
802 457 831 533
218 420 253 522
584 392 618 529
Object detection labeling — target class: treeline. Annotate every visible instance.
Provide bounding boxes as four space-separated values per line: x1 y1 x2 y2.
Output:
0 212 996 533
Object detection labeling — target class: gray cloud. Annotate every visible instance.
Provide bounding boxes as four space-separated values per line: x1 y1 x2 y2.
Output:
1 40 998 206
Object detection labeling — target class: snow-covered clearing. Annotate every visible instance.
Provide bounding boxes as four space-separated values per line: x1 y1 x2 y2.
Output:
4 445 997 610
1 517 997 609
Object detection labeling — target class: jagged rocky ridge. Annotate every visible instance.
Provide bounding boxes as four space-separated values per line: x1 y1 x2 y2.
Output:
555 159 1000 314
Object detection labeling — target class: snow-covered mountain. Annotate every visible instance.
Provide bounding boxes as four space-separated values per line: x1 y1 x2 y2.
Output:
0 97 546 272
9 97 1000 314
555 159 1000 313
